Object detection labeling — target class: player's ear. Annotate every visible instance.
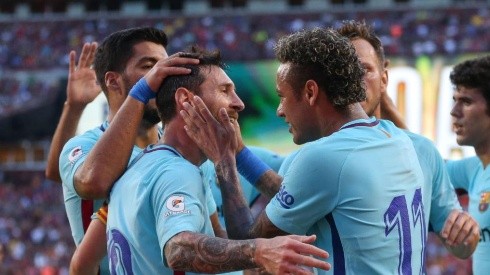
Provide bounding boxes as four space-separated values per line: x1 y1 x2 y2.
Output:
304 79 319 106
105 71 121 94
175 87 194 108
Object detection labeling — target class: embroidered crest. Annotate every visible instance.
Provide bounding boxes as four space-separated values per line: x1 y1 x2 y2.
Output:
479 191 490 212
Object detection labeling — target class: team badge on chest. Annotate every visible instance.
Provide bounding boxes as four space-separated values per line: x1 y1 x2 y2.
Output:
479 191 490 212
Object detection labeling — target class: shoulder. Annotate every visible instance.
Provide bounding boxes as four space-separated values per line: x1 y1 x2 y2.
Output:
446 156 480 168
404 131 442 158
61 126 103 154
287 142 342 172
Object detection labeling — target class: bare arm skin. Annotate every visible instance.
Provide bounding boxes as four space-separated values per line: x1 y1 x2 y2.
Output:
70 218 107 275
164 232 330 274
45 42 101 182
379 91 408 130
214 156 289 239
73 95 146 198
438 209 480 259
74 54 199 199
250 195 269 219
210 211 228 238
251 170 283 199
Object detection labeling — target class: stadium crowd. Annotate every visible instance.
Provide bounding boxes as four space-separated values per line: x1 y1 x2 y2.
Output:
2 5 489 117
0 172 74 274
0 76 60 117
0 5 489 70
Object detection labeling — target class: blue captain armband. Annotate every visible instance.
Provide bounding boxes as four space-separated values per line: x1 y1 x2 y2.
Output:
129 78 155 104
236 147 271 186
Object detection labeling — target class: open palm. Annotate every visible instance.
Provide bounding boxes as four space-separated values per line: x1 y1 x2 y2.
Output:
66 42 101 106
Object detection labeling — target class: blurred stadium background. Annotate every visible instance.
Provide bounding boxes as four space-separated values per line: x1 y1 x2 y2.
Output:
0 0 488 273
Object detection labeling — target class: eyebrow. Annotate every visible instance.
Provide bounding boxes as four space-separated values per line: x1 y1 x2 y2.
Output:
135 56 159 65
219 82 235 89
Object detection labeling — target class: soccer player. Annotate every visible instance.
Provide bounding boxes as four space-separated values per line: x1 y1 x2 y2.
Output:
446 55 490 274
181 28 429 273
45 42 100 184
336 20 479 259
106 46 330 274
57 27 201 274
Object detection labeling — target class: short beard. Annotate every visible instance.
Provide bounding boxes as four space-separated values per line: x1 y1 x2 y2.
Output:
142 107 161 127
124 75 161 128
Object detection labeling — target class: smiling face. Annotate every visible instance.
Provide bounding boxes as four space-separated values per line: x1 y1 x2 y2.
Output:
275 63 318 145
451 86 490 151
121 41 168 125
198 66 245 123
351 38 387 117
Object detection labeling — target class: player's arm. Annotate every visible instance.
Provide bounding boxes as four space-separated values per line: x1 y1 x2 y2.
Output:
209 211 227 238
243 168 282 199
74 54 199 199
45 42 100 183
250 194 269 219
70 203 108 275
164 232 330 274
379 90 408 129
214 154 290 239
438 209 480 259
378 60 408 129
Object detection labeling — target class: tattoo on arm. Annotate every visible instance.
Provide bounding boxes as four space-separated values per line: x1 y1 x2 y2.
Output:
251 211 290 239
215 159 255 239
254 170 283 199
215 159 287 240
165 232 256 273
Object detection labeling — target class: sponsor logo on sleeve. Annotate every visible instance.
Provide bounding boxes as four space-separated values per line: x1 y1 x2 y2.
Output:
479 191 490 212
275 185 295 209
68 146 83 164
164 195 191 217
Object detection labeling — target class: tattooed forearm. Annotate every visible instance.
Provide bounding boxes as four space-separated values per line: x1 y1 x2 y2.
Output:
251 212 289 238
254 170 283 199
215 158 255 239
165 232 256 273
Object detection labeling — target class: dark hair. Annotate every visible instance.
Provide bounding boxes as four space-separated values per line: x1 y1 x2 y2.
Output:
156 46 225 124
274 27 365 108
336 20 386 69
450 55 490 113
93 27 168 93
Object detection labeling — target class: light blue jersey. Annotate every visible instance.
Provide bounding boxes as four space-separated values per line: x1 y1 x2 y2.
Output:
446 157 490 275
107 144 215 275
59 121 141 275
267 118 428 274
202 146 285 227
405 131 461 234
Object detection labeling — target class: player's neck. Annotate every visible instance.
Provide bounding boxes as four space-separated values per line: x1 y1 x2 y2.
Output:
475 144 490 169
159 120 204 166
324 103 369 136
135 125 160 149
